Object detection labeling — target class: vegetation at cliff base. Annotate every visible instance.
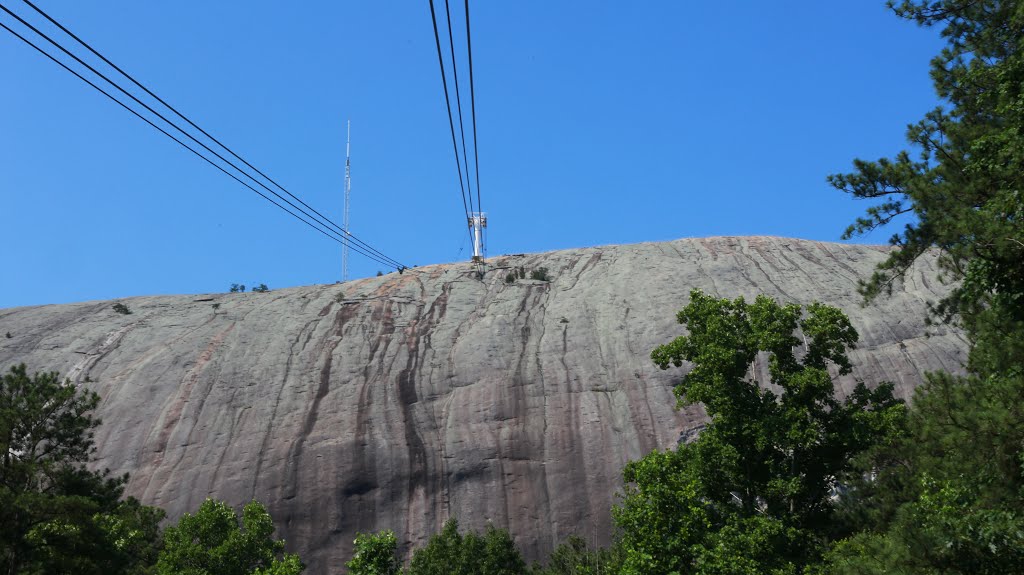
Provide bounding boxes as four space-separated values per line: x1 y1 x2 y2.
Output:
0 364 164 575
346 530 401 575
555 1 1024 570
613 291 903 574
348 519 528 575
0 365 304 575
157 499 302 575
816 0 1024 572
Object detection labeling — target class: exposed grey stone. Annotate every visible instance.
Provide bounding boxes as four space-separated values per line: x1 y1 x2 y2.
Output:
0 237 967 573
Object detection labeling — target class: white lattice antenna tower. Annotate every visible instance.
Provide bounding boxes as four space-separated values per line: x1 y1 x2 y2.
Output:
343 120 352 282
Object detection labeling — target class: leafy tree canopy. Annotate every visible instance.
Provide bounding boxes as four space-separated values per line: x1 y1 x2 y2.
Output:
406 519 527 575
820 2 1024 572
614 290 903 574
829 0 1024 332
346 530 401 575
156 498 302 575
532 535 623 575
0 363 164 575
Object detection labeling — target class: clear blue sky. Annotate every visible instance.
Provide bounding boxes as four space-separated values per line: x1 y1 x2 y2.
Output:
1 1 944 307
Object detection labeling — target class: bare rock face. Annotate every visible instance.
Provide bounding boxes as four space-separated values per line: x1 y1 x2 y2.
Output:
0 237 967 573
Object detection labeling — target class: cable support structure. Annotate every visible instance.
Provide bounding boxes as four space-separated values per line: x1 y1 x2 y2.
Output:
1 2 407 272
428 0 475 249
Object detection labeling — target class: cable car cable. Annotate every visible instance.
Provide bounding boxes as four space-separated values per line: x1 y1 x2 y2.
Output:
464 0 482 221
0 15 400 270
5 2 406 270
17 0 403 271
428 0 475 248
442 0 474 216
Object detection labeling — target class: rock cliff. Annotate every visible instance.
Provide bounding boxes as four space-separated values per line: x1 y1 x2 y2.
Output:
0 237 967 573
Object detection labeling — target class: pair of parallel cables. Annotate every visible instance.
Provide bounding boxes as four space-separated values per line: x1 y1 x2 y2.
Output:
428 0 483 254
0 1 408 272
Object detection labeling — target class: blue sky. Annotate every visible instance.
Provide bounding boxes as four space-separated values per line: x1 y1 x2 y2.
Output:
1 1 944 307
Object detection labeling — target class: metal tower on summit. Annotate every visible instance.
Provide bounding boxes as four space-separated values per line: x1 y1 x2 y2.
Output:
342 120 352 282
469 212 486 263
427 0 485 269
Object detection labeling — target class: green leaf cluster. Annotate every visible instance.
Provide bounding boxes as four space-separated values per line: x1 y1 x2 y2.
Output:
156 499 302 575
0 364 164 574
407 519 527 575
344 520 528 575
532 535 623 575
0 364 308 575
346 530 401 575
819 1 1024 573
615 291 903 574
829 0 1024 321
821 369 1024 573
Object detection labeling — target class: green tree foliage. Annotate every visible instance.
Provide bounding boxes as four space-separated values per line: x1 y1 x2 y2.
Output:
529 268 551 282
820 1 1024 572
156 499 302 575
613 291 903 574
829 0 1024 325
345 530 401 575
532 535 623 575
406 519 528 575
251 284 270 293
822 368 1024 573
0 364 164 574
